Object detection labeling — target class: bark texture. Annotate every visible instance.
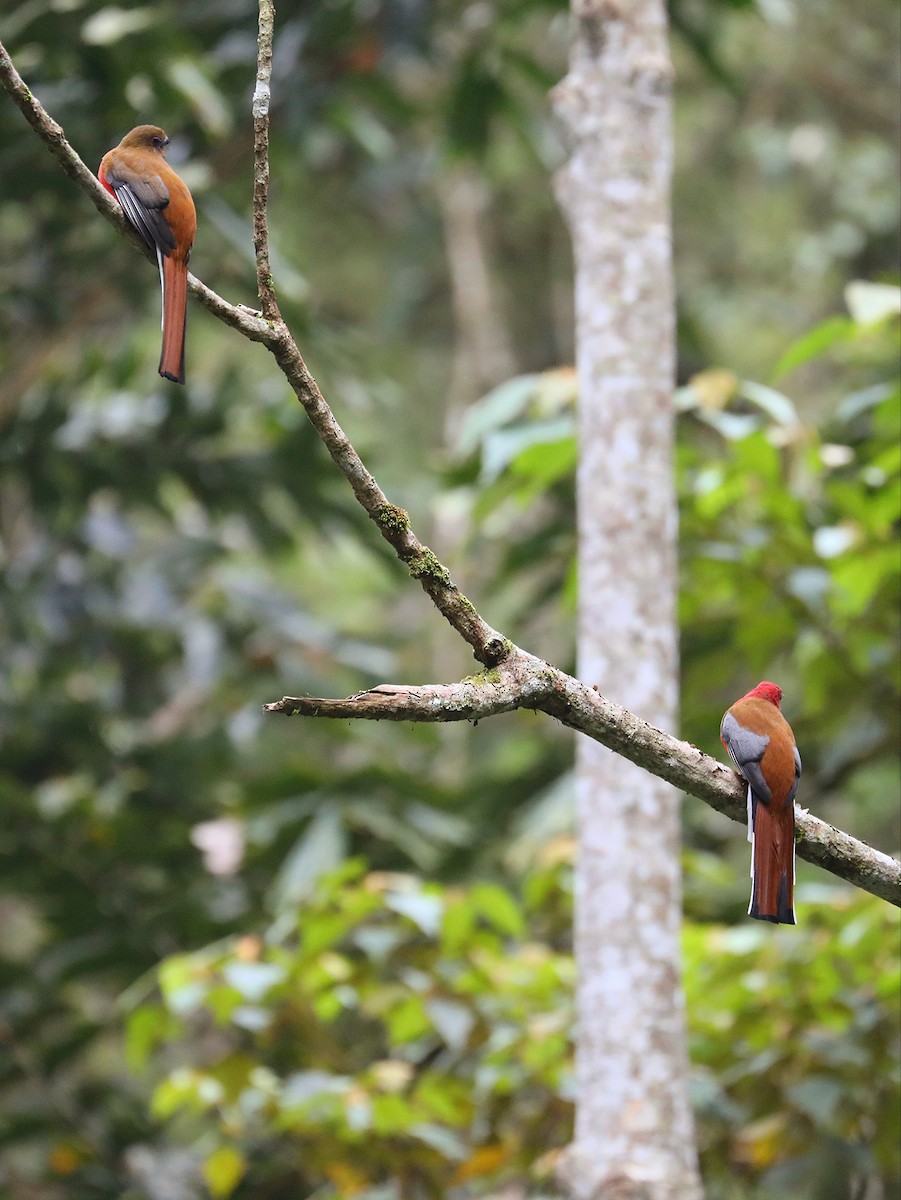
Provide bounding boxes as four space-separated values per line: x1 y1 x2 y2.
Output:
554 3 703 1197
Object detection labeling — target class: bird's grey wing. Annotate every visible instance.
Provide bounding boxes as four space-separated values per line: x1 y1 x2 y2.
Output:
106 172 176 256
720 711 772 803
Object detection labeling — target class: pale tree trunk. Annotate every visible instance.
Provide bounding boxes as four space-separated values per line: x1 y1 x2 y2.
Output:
437 164 517 425
553 4 703 1198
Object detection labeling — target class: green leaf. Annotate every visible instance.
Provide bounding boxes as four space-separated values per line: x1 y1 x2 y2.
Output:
158 955 210 1016
385 995 432 1044
414 1073 473 1126
202 1145 246 1199
457 375 540 456
509 437 577 494
442 896 475 955
125 1005 167 1073
772 315 855 379
269 805 347 910
371 1093 416 1135
831 547 898 615
469 884 525 937
481 418 574 483
151 1069 224 1119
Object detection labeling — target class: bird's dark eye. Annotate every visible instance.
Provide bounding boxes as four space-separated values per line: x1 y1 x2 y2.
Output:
151 136 163 148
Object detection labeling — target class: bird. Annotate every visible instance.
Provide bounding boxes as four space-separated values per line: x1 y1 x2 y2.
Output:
720 681 801 924
99 125 197 384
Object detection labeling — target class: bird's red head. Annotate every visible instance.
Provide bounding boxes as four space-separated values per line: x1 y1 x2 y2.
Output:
744 681 783 707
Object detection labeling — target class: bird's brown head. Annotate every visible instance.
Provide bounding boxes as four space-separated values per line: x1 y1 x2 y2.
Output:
745 681 783 708
119 125 170 154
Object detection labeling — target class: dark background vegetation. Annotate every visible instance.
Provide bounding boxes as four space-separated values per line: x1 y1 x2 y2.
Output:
0 1 898 1197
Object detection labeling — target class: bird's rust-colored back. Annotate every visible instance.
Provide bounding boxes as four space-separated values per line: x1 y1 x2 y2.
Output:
729 696 797 809
98 126 196 382
721 683 801 924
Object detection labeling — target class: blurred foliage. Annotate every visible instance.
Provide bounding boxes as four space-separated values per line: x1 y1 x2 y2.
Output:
0 0 899 1197
128 868 897 1200
679 289 901 866
687 890 901 1200
450 288 901 917
135 857 575 1199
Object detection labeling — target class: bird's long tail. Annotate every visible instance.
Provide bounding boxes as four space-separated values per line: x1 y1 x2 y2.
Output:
158 250 188 384
748 788 796 924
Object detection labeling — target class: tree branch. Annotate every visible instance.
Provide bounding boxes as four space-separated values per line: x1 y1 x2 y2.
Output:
2 34 897 910
264 331 511 664
0 40 107 216
252 0 279 320
266 651 901 910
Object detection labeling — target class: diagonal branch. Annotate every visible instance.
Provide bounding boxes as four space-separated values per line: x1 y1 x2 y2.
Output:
266 655 901 909
2 34 898 909
0 40 107 215
264 333 509 663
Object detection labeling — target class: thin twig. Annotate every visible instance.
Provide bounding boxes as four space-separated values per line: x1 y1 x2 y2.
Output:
252 0 279 320
0 41 134 236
